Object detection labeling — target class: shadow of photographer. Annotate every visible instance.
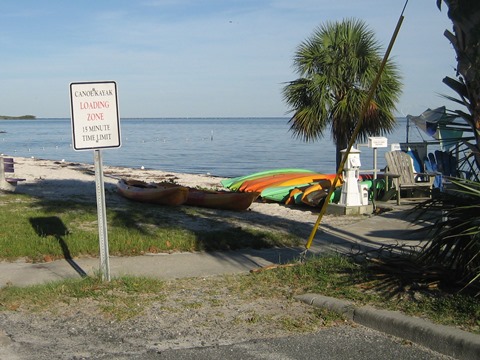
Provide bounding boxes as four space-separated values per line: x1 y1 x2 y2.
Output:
29 216 88 278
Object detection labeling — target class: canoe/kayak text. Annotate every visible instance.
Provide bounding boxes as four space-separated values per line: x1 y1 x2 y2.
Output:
74 89 113 97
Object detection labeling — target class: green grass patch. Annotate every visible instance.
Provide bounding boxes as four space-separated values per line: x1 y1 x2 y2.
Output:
246 254 480 334
0 193 301 261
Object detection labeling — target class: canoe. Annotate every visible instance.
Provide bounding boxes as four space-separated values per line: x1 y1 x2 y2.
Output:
116 179 189 206
221 168 315 190
261 178 332 203
239 172 319 193
186 188 260 211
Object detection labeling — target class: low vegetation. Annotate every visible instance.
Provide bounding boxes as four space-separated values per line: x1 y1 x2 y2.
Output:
414 179 480 294
0 255 478 334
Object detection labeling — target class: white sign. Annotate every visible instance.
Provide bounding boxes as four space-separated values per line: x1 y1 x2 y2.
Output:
368 136 388 148
70 81 121 150
391 143 401 151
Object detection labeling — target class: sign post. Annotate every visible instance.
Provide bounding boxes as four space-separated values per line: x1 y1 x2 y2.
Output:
367 137 388 179
368 137 388 205
70 81 121 281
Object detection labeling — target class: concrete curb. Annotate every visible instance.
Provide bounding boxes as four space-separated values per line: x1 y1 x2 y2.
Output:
295 293 480 360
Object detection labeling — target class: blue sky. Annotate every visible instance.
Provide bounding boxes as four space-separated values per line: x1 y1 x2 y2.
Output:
0 0 454 118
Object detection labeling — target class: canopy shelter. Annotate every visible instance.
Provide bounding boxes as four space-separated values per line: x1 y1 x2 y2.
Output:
407 107 479 181
406 106 467 150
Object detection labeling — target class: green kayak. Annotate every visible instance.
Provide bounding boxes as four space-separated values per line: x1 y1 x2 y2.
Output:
221 168 315 190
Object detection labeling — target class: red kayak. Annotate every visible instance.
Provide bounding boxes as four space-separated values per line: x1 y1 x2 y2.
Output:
186 188 259 211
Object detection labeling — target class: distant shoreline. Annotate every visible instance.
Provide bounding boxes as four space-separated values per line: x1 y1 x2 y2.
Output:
0 115 36 120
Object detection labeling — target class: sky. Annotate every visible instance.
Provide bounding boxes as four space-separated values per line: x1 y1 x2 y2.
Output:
0 0 455 118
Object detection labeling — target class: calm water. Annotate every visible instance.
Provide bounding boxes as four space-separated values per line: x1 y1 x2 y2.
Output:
0 117 426 178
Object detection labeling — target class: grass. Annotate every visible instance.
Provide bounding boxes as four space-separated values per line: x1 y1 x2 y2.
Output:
0 192 478 334
250 255 480 333
0 275 166 320
0 192 302 261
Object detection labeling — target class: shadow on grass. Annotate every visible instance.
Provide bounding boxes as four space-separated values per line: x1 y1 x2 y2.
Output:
29 216 88 278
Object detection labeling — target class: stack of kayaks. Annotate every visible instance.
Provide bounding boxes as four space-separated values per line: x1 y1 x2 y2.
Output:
221 169 385 208
221 168 316 191
221 168 339 207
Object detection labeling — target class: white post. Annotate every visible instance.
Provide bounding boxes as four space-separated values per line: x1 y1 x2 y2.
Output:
94 149 110 281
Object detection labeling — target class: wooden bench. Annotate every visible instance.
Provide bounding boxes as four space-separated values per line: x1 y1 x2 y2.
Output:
0 157 25 191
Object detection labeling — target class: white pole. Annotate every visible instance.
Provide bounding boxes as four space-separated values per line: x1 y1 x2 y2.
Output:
373 147 378 202
94 149 110 281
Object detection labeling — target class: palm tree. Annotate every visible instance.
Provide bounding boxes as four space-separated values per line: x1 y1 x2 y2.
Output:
283 18 402 169
436 0 480 169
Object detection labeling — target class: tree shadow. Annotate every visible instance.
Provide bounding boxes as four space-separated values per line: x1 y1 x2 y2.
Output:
18 177 314 254
29 216 88 278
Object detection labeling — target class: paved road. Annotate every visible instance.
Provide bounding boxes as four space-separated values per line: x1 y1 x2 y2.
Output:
0 325 455 360
91 326 454 360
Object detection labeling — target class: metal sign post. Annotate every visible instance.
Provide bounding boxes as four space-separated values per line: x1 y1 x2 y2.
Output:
94 149 110 281
368 137 388 179
70 81 121 281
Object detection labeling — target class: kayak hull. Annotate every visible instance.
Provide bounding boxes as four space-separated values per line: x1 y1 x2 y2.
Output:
186 189 259 211
116 179 189 206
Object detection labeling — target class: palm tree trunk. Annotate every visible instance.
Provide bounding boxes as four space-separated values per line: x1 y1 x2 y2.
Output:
335 140 349 171
440 0 480 167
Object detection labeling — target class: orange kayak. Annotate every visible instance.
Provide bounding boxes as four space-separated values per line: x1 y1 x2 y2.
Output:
239 172 316 193
275 173 339 188
242 173 339 193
